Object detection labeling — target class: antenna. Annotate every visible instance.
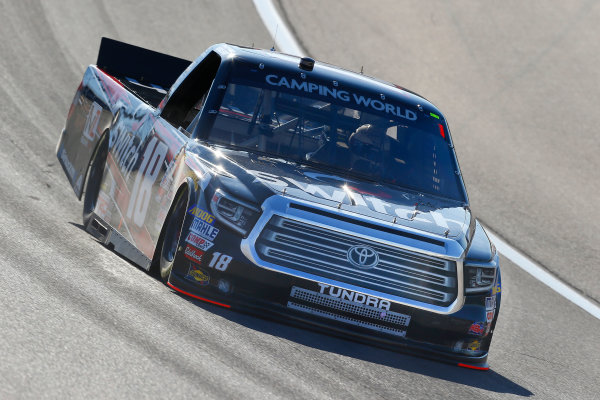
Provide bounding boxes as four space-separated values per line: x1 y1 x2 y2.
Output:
271 24 279 51
360 66 364 74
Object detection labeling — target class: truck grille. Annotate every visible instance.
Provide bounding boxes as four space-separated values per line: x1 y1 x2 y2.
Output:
255 216 457 307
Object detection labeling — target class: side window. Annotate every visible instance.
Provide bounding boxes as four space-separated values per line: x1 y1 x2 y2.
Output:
161 52 221 132
183 91 209 134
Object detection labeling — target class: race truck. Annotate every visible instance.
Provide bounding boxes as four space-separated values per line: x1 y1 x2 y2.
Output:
57 37 501 369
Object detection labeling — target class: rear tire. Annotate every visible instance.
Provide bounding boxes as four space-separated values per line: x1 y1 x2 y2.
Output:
158 189 189 282
83 137 109 226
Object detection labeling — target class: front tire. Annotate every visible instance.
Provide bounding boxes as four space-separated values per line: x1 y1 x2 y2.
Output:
83 136 108 226
158 189 189 282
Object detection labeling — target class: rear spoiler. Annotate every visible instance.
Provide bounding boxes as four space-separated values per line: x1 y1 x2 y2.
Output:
96 37 191 89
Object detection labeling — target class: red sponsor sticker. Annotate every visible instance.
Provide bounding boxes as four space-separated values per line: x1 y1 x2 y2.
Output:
468 323 485 336
184 244 204 263
185 232 213 251
486 310 495 323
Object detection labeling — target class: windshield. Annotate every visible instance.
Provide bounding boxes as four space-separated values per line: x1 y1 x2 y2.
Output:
204 63 466 202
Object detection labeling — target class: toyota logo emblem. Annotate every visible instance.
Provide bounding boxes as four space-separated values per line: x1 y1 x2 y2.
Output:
347 245 379 269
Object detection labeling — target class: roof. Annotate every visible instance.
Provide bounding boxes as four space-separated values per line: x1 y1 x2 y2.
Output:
207 43 444 118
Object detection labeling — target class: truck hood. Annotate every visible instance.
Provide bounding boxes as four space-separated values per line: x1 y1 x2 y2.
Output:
215 148 470 239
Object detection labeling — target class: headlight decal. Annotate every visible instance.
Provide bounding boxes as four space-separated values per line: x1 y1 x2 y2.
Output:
464 264 497 293
210 189 261 236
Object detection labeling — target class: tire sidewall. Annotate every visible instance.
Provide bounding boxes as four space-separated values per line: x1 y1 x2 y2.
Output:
159 189 189 282
83 137 108 226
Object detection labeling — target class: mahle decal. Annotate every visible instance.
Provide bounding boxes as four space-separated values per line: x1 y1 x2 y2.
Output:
190 218 219 241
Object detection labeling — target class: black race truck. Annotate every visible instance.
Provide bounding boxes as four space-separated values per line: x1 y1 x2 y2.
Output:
57 37 501 369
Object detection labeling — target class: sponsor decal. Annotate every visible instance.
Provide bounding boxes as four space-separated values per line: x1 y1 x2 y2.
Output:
107 107 144 149
83 101 102 141
265 74 417 121
184 244 204 264
485 296 496 311
468 322 485 336
185 232 214 251
492 281 502 295
190 218 219 241
109 105 153 183
125 136 168 227
486 310 495 323
185 265 209 285
317 283 391 311
207 252 232 271
248 170 464 231
187 206 214 225
110 131 139 181
466 339 481 352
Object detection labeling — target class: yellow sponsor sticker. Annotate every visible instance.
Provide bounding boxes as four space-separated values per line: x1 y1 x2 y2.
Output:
187 206 215 224
186 265 210 286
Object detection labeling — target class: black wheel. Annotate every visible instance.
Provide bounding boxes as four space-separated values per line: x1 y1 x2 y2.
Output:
83 137 109 226
158 189 189 282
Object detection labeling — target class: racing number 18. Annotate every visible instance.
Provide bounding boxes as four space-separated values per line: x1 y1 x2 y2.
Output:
127 136 168 227
208 252 232 271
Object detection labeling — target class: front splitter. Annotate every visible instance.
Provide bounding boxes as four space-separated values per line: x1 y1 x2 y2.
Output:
167 272 490 370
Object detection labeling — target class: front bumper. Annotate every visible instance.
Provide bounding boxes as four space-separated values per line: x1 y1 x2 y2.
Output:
168 249 499 369
169 195 500 370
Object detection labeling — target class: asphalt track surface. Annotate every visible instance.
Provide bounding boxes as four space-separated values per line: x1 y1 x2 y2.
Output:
0 1 598 399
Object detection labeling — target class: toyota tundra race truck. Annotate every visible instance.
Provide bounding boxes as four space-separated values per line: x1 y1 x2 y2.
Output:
57 37 501 370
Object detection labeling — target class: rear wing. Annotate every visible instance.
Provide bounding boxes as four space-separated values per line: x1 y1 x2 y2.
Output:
96 37 191 90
